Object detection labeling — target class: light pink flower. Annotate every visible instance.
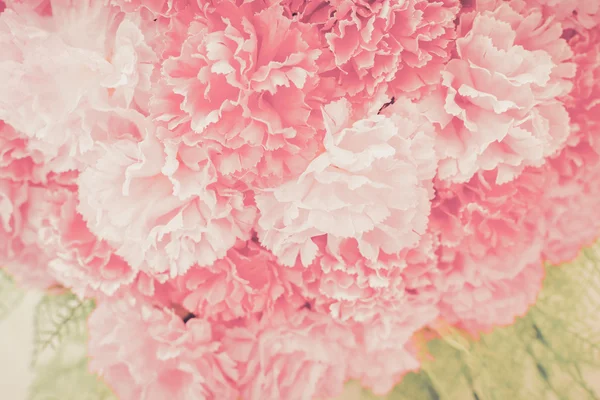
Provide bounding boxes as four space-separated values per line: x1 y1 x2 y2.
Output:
170 240 303 321
294 234 440 331
538 28 600 263
110 0 186 16
88 298 238 400
315 0 459 99
438 259 544 332
430 170 548 331
78 129 257 280
0 121 45 183
566 28 600 153
423 0 575 183
256 97 437 267
41 190 138 298
152 0 324 187
0 1 157 175
541 142 600 264
223 305 355 400
0 179 57 288
347 330 421 395
527 0 600 31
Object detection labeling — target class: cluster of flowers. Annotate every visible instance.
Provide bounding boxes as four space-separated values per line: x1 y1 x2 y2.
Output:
1 0 600 398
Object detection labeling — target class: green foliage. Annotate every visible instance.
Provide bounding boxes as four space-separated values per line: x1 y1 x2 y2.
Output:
32 291 95 366
0 269 24 321
29 337 116 400
29 291 116 400
365 244 600 400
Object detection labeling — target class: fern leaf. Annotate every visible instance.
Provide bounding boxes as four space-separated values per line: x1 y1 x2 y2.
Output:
32 292 95 366
28 335 116 400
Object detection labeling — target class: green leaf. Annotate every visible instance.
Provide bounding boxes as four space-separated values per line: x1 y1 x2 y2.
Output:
32 292 95 366
361 243 600 400
0 269 24 321
28 336 116 400
28 291 115 400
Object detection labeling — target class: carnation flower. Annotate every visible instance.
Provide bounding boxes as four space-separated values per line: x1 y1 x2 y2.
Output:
0 179 57 288
437 259 544 332
285 0 459 100
293 233 440 331
566 28 600 153
223 304 355 400
528 0 600 31
256 97 437 267
152 0 324 187
538 27 600 263
347 329 421 395
110 0 186 16
0 0 157 175
170 240 304 321
88 298 238 400
423 0 575 183
78 130 257 280
541 140 600 264
42 191 138 298
430 169 548 331
0 121 46 183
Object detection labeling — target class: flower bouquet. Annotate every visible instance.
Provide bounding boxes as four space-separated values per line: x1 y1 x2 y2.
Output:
1 0 600 399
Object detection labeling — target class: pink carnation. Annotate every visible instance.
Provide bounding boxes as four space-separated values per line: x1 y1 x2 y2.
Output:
540 138 600 263
538 28 600 263
223 305 355 400
294 234 440 331
0 179 57 288
78 131 257 280
0 0 157 174
423 0 575 183
438 259 544 332
42 190 138 298
430 170 548 331
152 0 324 187
0 121 46 183
171 240 304 321
528 0 600 31
319 0 459 99
347 329 421 395
256 97 437 267
541 155 600 264
88 298 238 400
566 28 600 152
109 0 186 16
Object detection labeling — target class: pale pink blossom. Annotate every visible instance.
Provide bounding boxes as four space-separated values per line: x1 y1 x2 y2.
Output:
438 259 544 332
171 240 303 321
0 0 157 175
110 0 186 16
223 304 355 400
527 0 600 31
0 121 45 183
539 27 600 263
152 0 324 187
256 97 437 267
430 170 548 331
541 140 600 264
285 0 459 100
347 331 421 395
0 179 57 288
77 130 257 280
294 234 440 331
88 298 239 400
423 0 575 183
